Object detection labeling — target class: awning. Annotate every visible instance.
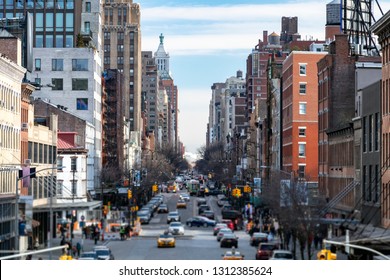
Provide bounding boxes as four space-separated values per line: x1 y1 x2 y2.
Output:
33 200 102 213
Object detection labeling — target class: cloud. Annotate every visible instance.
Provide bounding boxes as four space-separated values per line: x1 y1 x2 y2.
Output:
141 2 327 55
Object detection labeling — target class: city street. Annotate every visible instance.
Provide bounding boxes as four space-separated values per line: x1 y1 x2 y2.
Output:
33 191 346 260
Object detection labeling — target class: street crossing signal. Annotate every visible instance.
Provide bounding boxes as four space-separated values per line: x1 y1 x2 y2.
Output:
127 190 132 199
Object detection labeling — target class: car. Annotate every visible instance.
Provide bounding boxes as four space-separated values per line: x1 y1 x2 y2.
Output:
180 193 190 201
198 204 210 215
222 248 244 260
196 198 207 206
168 222 185 235
270 250 294 260
167 211 180 224
186 216 216 227
200 210 215 220
78 251 97 260
93 246 114 260
220 233 239 248
213 223 228 236
217 228 233 242
157 203 168 213
157 233 176 248
250 232 269 246
220 219 234 231
137 210 151 224
217 196 229 207
255 242 280 260
176 200 187 209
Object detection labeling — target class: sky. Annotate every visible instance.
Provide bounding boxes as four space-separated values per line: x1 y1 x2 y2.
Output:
137 0 390 156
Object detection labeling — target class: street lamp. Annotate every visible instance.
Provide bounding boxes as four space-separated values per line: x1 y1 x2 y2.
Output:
14 166 63 259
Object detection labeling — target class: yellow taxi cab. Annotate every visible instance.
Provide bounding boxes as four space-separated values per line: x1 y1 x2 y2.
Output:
176 199 187 209
157 233 176 248
221 248 244 260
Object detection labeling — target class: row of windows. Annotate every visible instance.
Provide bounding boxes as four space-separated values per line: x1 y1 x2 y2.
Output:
0 83 20 113
0 125 20 150
362 113 380 153
0 173 17 195
362 164 380 203
27 142 56 164
1 0 74 10
35 58 88 71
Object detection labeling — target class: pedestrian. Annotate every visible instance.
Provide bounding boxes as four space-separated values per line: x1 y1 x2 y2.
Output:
25 254 32 260
76 242 82 256
33 237 39 250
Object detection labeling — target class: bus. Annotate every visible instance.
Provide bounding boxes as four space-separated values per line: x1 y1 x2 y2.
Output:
187 179 200 196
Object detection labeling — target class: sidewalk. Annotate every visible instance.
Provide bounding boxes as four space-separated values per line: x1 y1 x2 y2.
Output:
32 230 110 260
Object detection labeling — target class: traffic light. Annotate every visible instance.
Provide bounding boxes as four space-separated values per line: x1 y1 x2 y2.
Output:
236 188 241 197
232 188 237 196
244 185 251 193
152 184 158 192
317 249 337 260
127 190 132 199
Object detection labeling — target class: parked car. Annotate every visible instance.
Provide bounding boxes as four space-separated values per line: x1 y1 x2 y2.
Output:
137 210 151 224
186 216 216 227
255 242 280 260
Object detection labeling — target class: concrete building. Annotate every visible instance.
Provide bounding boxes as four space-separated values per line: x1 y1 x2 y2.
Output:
103 0 142 151
0 53 26 255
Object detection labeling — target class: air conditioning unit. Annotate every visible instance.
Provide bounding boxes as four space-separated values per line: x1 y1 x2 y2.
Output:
24 159 32 165
21 123 28 130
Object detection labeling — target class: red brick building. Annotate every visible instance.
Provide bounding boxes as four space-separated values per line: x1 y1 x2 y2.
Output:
282 51 326 182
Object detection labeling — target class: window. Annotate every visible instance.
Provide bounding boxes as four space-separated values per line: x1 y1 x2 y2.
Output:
72 79 88 90
104 32 110 40
118 32 124 40
86 2 91 12
117 44 124 52
46 13 54 32
369 115 373 152
51 78 63 90
298 143 306 157
66 13 74 32
299 64 307 76
57 0 64 9
104 57 110 65
36 13 44 32
104 44 110 53
65 35 73 47
298 165 306 178
299 83 306 95
35 59 41 71
56 13 64 32
52 59 63 71
36 35 44 48
56 35 63 47
84 21 90 33
66 0 74 9
72 59 88 71
46 34 53 48
57 157 64 169
46 0 54 8
299 102 307 114
117 56 124 65
375 112 380 151
71 157 77 171
77 98 88 110
299 127 306 137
